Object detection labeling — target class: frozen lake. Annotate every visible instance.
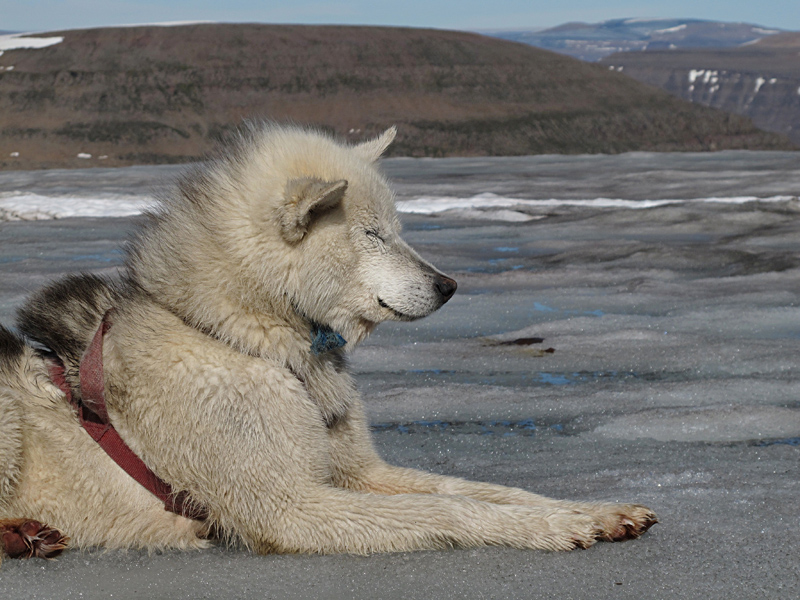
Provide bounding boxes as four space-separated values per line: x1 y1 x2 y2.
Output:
1 152 799 598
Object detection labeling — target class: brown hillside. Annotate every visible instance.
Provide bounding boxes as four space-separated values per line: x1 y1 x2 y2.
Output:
756 32 800 48
0 24 792 170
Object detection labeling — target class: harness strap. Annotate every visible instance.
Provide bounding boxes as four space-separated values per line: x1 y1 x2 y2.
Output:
48 312 207 521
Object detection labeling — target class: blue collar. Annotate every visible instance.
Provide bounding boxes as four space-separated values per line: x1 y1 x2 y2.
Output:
310 323 347 355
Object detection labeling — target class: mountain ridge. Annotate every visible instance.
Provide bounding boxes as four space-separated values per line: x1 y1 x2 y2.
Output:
0 23 792 170
484 18 786 61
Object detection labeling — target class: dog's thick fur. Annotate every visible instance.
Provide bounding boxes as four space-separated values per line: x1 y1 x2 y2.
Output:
0 124 655 562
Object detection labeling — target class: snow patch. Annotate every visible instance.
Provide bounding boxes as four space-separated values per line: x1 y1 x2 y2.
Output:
623 17 670 24
654 24 687 34
438 209 539 222
395 193 795 216
0 34 63 51
754 77 766 93
688 69 704 84
689 70 720 86
0 192 156 220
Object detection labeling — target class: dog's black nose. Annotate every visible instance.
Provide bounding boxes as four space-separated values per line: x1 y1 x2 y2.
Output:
435 275 458 302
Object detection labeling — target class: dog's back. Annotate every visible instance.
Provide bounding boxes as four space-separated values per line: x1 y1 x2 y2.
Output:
15 273 116 398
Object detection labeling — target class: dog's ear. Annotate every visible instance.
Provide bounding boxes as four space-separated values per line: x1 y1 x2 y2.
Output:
279 177 348 242
354 126 397 162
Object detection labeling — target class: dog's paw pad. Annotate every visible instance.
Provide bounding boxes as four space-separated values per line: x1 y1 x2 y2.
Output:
1 520 69 559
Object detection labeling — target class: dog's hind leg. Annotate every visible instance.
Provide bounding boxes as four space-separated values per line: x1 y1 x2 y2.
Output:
0 397 65 564
0 327 25 504
1 325 206 559
0 326 69 564
0 518 68 560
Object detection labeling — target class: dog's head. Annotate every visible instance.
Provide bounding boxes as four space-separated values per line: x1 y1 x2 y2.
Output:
139 123 457 348
244 125 457 344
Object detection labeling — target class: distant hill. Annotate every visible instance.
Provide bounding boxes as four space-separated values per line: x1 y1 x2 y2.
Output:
600 33 800 145
0 23 792 170
485 19 784 62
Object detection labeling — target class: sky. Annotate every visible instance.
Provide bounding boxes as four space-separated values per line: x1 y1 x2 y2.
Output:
2 0 798 34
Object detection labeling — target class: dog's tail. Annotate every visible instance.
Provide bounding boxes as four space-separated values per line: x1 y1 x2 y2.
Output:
16 274 116 394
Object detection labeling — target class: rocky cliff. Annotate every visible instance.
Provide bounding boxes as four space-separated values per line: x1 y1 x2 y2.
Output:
601 33 800 145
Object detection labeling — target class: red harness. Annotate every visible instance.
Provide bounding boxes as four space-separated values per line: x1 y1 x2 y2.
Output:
47 313 207 521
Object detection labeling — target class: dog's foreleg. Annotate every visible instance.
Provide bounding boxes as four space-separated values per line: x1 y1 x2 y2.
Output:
251 486 603 554
328 402 657 542
347 463 656 542
157 380 603 553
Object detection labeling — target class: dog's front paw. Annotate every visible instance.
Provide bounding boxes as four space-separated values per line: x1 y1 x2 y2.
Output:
0 519 69 559
596 504 658 542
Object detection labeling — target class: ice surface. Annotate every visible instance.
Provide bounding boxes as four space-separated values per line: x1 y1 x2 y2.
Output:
1 152 799 598
594 405 800 442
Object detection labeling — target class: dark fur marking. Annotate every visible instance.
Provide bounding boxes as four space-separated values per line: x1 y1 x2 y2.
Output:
16 273 115 364
324 411 344 430
0 325 25 368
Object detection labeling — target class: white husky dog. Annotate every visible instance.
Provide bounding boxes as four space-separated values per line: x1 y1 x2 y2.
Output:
0 123 655 562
